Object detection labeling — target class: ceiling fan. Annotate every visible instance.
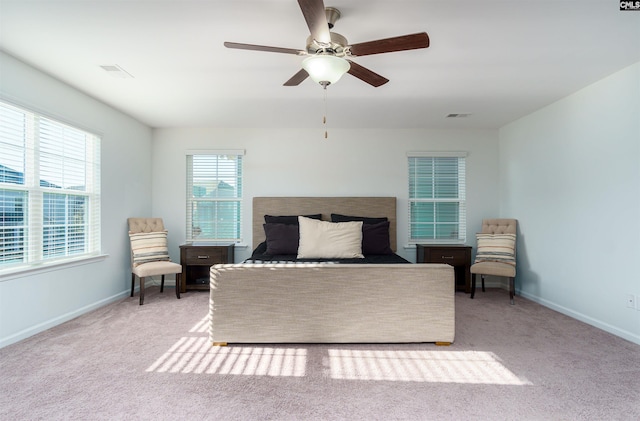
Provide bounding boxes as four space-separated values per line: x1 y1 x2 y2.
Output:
224 0 430 88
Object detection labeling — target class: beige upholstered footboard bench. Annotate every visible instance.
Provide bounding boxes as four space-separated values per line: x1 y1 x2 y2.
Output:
209 262 455 345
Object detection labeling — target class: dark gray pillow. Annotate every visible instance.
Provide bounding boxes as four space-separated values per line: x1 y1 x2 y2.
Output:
362 221 393 255
330 213 388 225
264 214 322 225
263 223 300 255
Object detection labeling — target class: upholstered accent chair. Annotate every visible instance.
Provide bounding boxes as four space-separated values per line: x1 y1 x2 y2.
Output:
470 219 518 304
127 218 182 305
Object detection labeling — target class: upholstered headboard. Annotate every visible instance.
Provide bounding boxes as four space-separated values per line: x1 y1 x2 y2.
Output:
252 197 397 251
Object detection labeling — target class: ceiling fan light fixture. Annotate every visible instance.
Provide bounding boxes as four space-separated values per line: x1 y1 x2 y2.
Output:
302 54 350 86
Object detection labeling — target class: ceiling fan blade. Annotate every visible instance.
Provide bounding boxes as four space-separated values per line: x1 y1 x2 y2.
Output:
298 0 331 44
349 32 430 57
224 42 304 55
283 69 309 86
346 60 389 87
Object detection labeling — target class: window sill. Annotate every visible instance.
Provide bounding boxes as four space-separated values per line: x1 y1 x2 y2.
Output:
405 242 469 249
0 254 109 282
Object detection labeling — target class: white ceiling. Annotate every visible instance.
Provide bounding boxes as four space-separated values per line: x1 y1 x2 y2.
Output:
1 0 639 129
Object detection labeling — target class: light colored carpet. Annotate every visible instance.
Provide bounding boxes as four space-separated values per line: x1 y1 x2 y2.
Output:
1 287 639 421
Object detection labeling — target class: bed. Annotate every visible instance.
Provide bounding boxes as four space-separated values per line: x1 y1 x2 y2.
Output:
209 197 455 344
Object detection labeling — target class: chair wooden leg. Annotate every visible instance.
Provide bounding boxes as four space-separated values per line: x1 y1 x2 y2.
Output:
139 277 145 305
471 273 476 299
160 275 165 293
509 277 515 305
175 273 181 299
481 275 486 292
130 273 135 297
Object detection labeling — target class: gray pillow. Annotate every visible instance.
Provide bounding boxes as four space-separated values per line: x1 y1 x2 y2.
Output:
362 221 393 255
263 223 300 255
264 214 322 225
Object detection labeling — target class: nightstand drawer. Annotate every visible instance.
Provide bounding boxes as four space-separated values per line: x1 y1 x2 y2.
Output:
416 244 472 293
184 248 226 265
426 248 468 265
180 243 235 293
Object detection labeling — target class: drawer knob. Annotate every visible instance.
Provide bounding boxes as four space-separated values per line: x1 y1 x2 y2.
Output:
442 255 454 259
197 255 210 259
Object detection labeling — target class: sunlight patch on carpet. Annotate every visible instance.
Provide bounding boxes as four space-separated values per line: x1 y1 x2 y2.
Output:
189 316 209 333
146 338 306 377
328 349 532 384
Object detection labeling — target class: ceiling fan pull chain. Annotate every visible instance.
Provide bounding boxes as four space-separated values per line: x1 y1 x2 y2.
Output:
323 87 328 139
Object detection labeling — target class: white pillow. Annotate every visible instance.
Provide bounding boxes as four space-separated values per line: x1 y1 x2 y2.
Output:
297 216 364 259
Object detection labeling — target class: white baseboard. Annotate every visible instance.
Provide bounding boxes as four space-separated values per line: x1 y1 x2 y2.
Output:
138 276 178 287
481 279 507 289
471 279 639 345
519 291 640 346
0 290 129 349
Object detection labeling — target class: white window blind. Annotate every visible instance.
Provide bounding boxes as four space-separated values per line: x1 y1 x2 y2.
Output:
186 151 244 242
0 100 101 272
408 152 466 244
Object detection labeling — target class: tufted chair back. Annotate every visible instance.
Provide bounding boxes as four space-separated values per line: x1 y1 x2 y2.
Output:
128 217 166 234
480 219 517 235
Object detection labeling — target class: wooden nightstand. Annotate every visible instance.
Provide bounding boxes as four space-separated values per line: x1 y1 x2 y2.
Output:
179 243 234 292
416 244 472 293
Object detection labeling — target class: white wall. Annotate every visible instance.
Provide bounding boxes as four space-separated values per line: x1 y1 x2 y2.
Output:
0 52 153 348
151 128 500 262
3 51 638 348
499 62 640 344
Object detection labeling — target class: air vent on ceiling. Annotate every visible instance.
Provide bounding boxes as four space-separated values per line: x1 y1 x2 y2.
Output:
446 113 471 118
100 64 134 79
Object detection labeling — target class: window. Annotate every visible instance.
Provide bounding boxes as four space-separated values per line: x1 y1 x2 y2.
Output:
186 151 244 242
408 152 466 244
0 100 101 272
